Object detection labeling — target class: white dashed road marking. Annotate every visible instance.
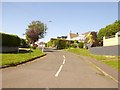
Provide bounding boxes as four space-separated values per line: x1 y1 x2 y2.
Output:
55 55 66 77
55 65 63 77
62 59 66 65
63 55 65 59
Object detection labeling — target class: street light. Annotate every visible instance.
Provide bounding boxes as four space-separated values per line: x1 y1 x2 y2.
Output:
44 20 52 37
43 20 52 38
41 20 52 52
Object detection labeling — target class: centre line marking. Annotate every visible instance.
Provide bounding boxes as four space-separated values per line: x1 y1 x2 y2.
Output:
55 55 66 77
55 65 63 77
62 59 66 64
63 55 65 59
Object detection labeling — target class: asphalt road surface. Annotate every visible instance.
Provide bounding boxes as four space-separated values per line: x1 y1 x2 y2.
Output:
2 48 118 88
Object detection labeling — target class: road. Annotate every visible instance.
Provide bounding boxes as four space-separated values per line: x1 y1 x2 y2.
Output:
2 48 118 88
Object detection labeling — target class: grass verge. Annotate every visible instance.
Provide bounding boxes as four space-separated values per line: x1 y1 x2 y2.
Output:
66 48 119 70
1 48 46 68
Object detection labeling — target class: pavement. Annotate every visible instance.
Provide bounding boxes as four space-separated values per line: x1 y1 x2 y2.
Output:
79 55 118 81
2 48 118 88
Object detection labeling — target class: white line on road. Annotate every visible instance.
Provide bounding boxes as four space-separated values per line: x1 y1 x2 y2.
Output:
63 55 65 59
55 55 66 77
55 65 63 77
62 59 66 65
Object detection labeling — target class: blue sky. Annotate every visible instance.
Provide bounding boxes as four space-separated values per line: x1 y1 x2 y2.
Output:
2 2 118 42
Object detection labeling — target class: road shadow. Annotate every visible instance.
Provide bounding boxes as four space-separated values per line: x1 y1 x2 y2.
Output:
44 50 54 52
43 48 57 52
18 49 33 53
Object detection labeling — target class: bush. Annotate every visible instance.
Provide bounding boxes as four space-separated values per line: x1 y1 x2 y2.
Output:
56 39 71 49
70 44 77 48
1 32 21 47
78 42 84 48
47 38 83 49
20 39 29 48
32 46 36 49
57 40 65 49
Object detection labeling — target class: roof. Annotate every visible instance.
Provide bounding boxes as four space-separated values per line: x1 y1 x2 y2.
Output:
82 31 97 38
69 33 79 39
39 42 45 44
82 31 91 37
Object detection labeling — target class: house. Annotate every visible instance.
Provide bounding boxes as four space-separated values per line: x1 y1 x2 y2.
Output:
66 32 85 42
48 31 98 49
84 31 99 47
57 36 67 39
67 32 79 40
66 31 98 48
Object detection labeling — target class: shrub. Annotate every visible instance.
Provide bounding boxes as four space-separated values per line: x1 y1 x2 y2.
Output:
56 39 71 49
78 42 84 48
70 44 77 48
20 39 29 48
57 39 65 49
32 46 36 49
1 32 21 47
47 38 80 49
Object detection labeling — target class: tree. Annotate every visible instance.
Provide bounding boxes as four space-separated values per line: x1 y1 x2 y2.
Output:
26 21 47 44
97 20 120 41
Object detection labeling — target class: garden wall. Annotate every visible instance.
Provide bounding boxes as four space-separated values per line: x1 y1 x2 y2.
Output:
103 32 120 46
89 45 120 56
0 46 19 53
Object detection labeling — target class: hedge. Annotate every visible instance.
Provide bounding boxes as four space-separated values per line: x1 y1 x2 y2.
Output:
20 38 29 48
47 39 84 49
1 32 21 47
78 42 84 48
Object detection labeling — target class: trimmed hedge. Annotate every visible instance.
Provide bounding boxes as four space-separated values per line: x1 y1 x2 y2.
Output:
20 38 29 48
1 32 21 47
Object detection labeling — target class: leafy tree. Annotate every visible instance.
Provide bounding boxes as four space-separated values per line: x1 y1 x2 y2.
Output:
97 20 120 41
26 21 47 44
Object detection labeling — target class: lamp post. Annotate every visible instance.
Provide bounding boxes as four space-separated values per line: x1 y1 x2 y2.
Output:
43 20 52 38
41 20 52 52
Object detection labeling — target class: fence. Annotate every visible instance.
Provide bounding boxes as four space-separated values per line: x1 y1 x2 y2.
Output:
103 32 120 46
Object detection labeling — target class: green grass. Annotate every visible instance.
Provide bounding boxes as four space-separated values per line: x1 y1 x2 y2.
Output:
1 48 45 67
66 48 119 69
102 60 119 69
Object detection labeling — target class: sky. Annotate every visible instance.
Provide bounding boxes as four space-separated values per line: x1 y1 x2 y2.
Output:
1 2 118 42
